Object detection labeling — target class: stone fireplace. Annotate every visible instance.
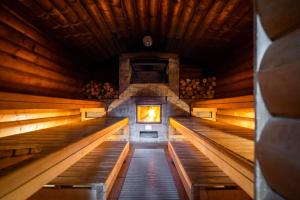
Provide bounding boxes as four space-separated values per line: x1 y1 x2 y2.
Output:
108 52 190 142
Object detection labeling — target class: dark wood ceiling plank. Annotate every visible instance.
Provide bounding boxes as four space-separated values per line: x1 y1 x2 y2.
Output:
3 0 253 64
165 0 185 51
159 0 170 49
175 0 196 39
122 0 138 36
204 0 241 42
66 0 112 60
214 0 251 40
111 2 129 37
149 0 159 35
96 0 123 53
177 0 215 56
136 0 148 34
81 0 117 56
194 0 228 40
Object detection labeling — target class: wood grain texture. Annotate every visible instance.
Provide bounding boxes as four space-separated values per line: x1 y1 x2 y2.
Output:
0 92 104 109
0 0 253 63
0 117 128 200
30 141 129 200
0 109 80 123
258 29 300 118
214 40 253 98
0 3 88 98
169 141 251 200
192 95 254 109
257 0 300 39
170 117 254 197
0 114 81 138
257 117 300 200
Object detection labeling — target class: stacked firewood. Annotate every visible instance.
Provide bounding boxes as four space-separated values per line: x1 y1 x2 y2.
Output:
179 77 216 99
81 81 118 99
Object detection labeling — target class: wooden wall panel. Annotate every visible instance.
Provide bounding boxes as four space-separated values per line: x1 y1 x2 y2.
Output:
0 4 86 98
215 41 254 98
256 1 300 199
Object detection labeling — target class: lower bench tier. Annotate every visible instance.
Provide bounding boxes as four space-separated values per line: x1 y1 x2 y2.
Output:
169 141 251 200
29 141 129 200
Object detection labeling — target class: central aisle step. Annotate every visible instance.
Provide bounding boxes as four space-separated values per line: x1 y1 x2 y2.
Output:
118 149 180 200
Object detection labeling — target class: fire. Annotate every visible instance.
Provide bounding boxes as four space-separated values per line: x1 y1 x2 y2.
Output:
137 105 161 123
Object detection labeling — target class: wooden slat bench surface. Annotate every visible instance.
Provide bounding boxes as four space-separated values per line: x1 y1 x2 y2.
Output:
170 117 254 198
30 141 129 200
172 117 254 162
169 141 251 200
0 117 128 200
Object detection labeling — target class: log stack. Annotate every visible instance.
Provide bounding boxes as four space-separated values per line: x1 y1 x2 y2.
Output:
179 77 216 99
81 81 118 100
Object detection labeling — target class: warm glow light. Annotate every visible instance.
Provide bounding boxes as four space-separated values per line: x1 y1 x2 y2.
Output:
137 105 161 123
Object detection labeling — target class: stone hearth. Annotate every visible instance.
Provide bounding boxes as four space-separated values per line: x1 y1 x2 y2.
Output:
108 53 189 142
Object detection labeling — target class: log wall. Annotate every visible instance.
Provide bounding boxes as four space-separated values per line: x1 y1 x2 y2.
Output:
215 41 253 98
256 1 300 199
0 92 105 138
0 3 87 99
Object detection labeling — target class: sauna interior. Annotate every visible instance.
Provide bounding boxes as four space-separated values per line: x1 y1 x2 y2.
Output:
0 0 299 200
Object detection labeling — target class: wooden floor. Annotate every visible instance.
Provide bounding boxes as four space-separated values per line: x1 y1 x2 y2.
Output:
108 143 188 200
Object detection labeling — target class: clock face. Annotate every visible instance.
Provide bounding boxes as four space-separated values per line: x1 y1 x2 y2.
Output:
143 36 153 47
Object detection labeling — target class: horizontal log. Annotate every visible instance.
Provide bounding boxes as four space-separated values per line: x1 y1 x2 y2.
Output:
0 67 80 98
0 5 61 53
0 51 79 86
0 92 104 109
0 38 81 79
0 115 81 138
257 0 300 39
258 29 300 118
217 114 255 130
217 69 253 86
0 109 80 123
216 78 253 94
257 117 300 200
215 88 253 99
192 95 254 109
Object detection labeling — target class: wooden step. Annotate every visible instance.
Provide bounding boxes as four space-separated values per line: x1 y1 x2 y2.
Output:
30 141 129 200
0 117 128 200
169 141 251 200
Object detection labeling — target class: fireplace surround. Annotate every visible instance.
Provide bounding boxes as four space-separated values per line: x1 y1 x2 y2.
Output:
108 53 190 142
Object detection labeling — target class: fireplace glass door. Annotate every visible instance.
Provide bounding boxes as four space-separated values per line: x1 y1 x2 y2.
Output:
136 105 161 123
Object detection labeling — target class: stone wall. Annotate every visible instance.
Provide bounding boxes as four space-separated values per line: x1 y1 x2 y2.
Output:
111 53 187 142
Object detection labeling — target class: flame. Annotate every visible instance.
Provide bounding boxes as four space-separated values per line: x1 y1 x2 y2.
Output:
137 105 161 123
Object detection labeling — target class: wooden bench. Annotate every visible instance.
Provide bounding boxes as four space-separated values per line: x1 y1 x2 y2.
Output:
0 117 128 200
169 117 254 198
29 141 129 200
169 141 251 200
191 95 255 129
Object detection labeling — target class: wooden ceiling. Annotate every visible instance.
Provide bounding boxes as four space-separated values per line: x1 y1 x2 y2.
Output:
3 0 253 64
